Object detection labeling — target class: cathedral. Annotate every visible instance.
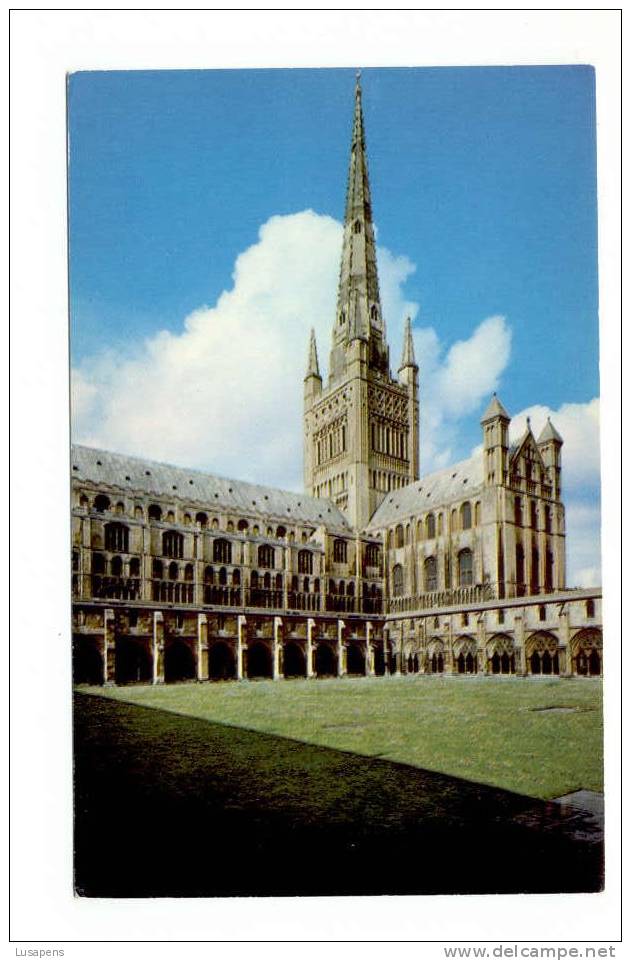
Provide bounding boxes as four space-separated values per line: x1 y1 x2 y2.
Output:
71 77 602 686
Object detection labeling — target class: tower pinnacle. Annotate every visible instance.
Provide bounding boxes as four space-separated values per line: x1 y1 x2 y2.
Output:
399 316 417 371
305 327 321 379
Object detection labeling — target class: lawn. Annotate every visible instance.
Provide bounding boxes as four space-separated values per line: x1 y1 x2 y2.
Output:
80 674 603 799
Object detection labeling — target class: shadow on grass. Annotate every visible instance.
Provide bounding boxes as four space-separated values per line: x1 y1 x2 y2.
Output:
74 693 603 898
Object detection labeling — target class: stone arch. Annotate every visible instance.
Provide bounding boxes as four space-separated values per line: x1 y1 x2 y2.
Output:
486 633 516 674
346 641 365 676
526 631 560 675
164 639 196 683
247 640 273 679
571 628 603 676
73 640 103 685
315 642 337 678
453 635 477 674
115 638 152 685
427 637 444 674
208 640 236 681
283 640 307 678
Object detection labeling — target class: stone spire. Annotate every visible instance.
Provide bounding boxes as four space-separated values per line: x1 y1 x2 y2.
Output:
398 316 417 371
329 72 389 383
305 327 321 379
537 416 563 445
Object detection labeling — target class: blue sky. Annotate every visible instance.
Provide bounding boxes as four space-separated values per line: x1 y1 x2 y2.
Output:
69 66 601 584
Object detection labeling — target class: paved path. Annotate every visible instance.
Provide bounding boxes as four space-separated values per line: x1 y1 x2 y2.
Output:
74 693 603 898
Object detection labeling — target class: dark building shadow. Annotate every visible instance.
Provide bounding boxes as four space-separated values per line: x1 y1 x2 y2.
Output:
73 693 603 898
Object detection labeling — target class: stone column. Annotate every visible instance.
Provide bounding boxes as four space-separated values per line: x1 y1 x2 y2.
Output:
365 622 375 676
152 611 164 684
559 607 572 675
197 613 208 681
513 613 525 674
103 608 116 684
476 611 487 675
237 615 246 679
306 618 316 679
273 616 283 680
337 619 345 677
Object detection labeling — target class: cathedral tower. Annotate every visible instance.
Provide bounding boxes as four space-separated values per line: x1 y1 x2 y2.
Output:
304 75 420 529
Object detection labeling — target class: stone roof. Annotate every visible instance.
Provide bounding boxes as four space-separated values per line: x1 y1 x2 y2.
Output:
71 444 352 532
480 392 509 422
537 417 563 444
366 452 484 531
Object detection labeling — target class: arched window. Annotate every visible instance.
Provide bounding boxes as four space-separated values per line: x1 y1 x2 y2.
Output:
531 546 540 593
213 538 232 564
134 505 144 520
184 563 194 581
314 578 320 594
392 564 404 596
111 556 123 577
92 552 105 574
545 549 554 592
460 502 472 530
264 572 272 590
250 571 259 589
298 550 313 574
94 494 110 513
395 525 404 548
237 519 249 532
424 556 437 592
276 574 284 591
333 539 347 563
196 512 208 529
426 514 436 539
168 561 179 581
516 544 525 595
204 565 214 584
370 304 378 321
303 577 310 593
458 549 473 587
219 567 227 586
530 500 537 529
276 526 286 539
353 219 362 234
129 557 140 577
232 569 241 586
163 530 184 559
148 503 162 522
152 559 163 579
514 497 522 527
474 502 481 526
544 505 552 534
258 544 275 568
365 543 380 567
451 508 458 531
586 598 595 618
80 494 89 510
104 522 129 553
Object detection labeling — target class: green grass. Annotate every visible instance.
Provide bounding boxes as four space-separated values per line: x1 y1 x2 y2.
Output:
79 675 603 799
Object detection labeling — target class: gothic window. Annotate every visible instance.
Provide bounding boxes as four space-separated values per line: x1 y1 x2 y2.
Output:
437 513 443 535
219 567 227 586
92 552 105 575
530 500 537 529
303 577 310 593
213 538 232 564
461 502 472 530
405 524 411 544
314 578 320 594
539 605 546 621
586 599 595 618
148 504 162 522
204 565 214 584
276 526 286 540
232 569 241 586
531 546 540 593
104 522 129 553
196 512 208 529
251 571 259 589
298 550 313 574
544 550 554 593
544 505 552 534
514 497 522 527
94 494 110 513
238 519 249 532
516 544 525 595
129 557 140 577
184 564 194 581
152 559 163 579
458 549 473 587
333 539 347 563
353 219 362 234
365 544 380 567
426 514 436 539
451 508 458 532
392 565 404 596
339 310 345 327
474 502 481 525
163 530 184 559
258 544 275 569
168 561 179 581
424 556 437 592
111 556 123 577
370 304 378 321
395 525 404 548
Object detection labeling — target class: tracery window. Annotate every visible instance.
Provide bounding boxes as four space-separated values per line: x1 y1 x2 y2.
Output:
424 556 437 592
514 496 522 527
258 544 275 569
298 550 313 574
333 539 347 563
460 502 472 530
395 525 404 548
458 549 473 587
392 564 404 596
426 514 436 539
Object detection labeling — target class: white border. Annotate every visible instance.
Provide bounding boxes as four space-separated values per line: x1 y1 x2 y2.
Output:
9 8 622 949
